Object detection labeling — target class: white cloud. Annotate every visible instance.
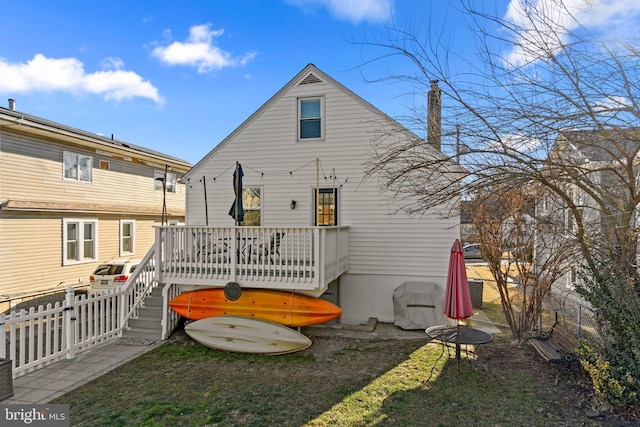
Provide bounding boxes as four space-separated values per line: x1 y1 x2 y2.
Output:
592 95 635 115
100 57 125 70
496 134 542 152
504 0 576 66
83 70 161 102
581 0 640 31
286 0 392 24
504 0 640 67
150 23 257 74
0 54 162 103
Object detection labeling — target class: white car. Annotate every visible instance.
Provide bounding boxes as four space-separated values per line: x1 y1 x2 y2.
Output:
463 243 483 260
88 259 142 295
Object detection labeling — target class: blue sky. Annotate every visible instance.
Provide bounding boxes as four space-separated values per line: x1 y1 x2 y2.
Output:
1 0 639 164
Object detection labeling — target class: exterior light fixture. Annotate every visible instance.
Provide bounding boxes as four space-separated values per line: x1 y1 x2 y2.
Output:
290 200 296 209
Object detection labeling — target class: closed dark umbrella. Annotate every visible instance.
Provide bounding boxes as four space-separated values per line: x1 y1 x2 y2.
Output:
443 238 474 371
228 162 244 225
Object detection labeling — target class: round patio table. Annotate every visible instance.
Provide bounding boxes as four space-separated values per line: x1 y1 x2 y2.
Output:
426 325 493 372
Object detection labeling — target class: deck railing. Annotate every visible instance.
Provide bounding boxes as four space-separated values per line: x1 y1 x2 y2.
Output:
0 287 123 378
119 248 158 329
156 226 349 291
0 247 163 378
0 226 349 377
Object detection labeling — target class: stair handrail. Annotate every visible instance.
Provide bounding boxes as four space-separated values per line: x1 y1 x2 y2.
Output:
119 245 158 328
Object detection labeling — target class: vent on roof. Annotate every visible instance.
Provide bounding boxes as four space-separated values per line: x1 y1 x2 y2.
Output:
299 73 322 85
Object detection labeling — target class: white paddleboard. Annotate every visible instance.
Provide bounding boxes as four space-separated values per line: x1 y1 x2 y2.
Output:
184 315 312 355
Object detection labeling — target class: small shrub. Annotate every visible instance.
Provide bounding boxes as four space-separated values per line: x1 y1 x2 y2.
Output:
578 343 636 406
576 263 640 407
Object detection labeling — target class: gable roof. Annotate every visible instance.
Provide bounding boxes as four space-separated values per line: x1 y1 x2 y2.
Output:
184 63 457 180
0 106 191 172
552 128 640 163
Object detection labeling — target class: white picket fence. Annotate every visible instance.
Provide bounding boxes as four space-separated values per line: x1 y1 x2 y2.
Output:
0 249 160 378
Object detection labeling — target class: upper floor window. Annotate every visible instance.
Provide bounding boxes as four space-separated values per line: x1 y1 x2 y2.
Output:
63 151 93 182
63 218 98 265
154 170 176 193
299 98 323 139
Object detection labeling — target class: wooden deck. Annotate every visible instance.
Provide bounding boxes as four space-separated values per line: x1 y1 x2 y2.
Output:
155 225 350 291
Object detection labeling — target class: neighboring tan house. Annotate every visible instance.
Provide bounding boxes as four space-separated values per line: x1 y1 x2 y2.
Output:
0 100 191 306
154 64 464 326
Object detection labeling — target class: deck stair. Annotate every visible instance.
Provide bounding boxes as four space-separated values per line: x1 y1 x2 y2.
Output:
122 285 164 340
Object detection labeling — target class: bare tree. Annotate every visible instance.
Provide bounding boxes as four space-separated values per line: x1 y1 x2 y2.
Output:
362 0 640 279
361 0 640 405
469 183 575 342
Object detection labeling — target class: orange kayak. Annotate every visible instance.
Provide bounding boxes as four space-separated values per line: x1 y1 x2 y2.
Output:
169 288 342 327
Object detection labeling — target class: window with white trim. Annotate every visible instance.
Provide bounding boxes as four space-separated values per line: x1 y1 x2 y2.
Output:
298 97 323 139
63 218 98 265
63 151 93 182
154 170 176 193
120 220 135 256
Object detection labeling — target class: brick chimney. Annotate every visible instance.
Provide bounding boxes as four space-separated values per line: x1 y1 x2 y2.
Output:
427 80 441 150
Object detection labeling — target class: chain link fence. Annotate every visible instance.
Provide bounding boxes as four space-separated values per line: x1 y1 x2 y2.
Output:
468 273 600 344
543 289 600 342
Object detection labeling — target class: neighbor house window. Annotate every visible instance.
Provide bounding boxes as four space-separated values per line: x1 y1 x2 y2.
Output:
63 218 98 265
314 188 338 226
299 97 323 139
120 220 135 256
540 195 549 214
63 151 93 182
564 186 583 235
240 187 261 226
154 170 176 193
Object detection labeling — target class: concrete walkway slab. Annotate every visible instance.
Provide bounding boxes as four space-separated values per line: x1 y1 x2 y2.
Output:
2 338 163 404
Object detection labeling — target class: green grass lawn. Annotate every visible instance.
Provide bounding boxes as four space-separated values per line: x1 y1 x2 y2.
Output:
53 332 607 426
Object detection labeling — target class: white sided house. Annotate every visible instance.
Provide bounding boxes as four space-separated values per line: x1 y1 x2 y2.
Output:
159 64 463 326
